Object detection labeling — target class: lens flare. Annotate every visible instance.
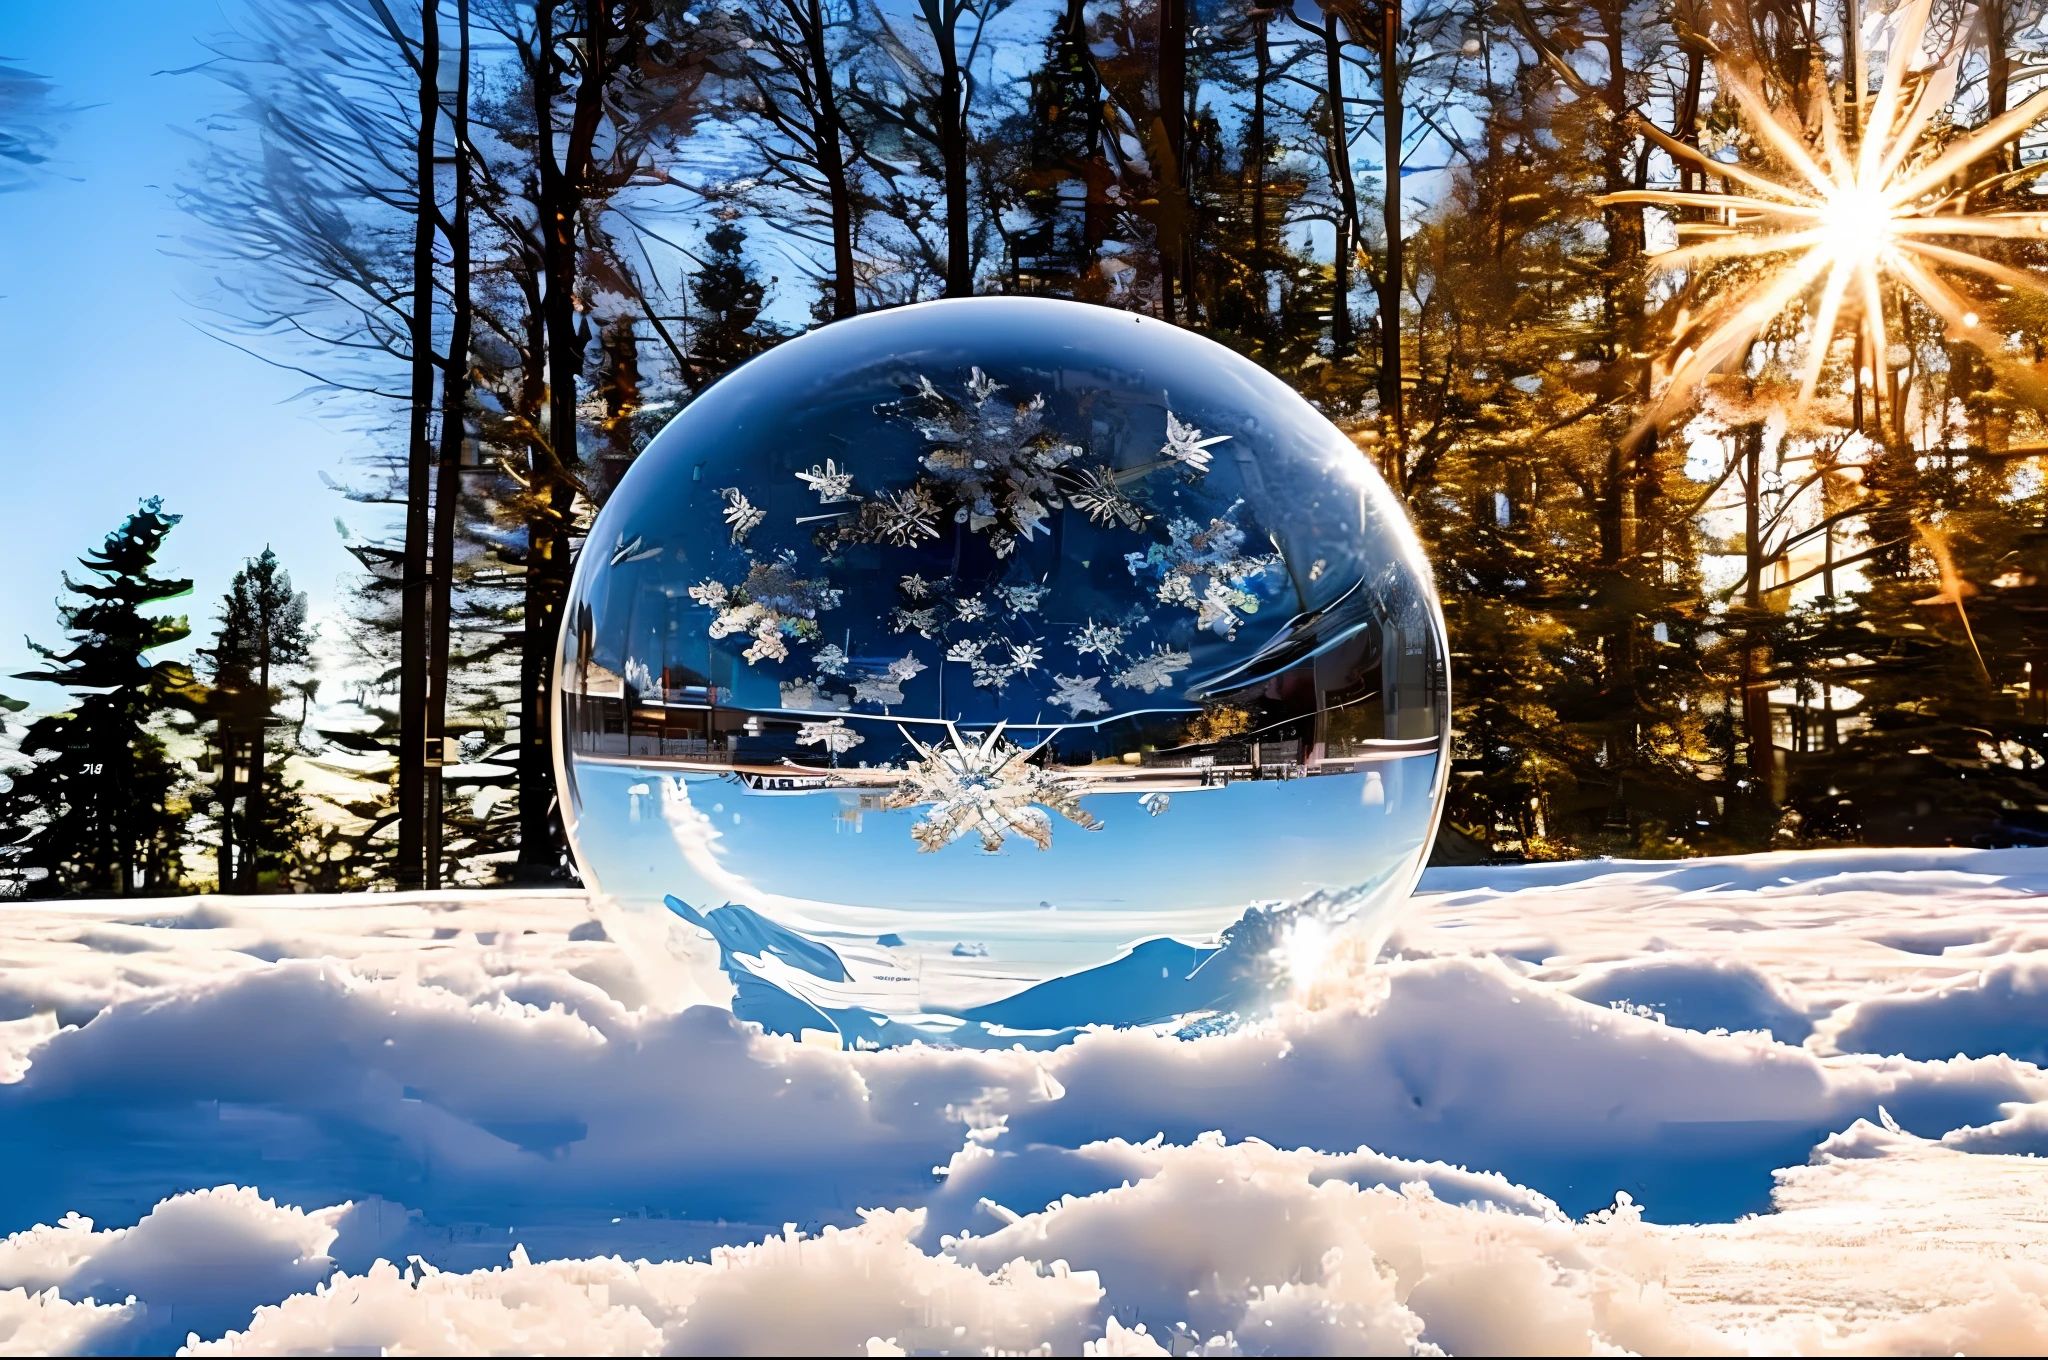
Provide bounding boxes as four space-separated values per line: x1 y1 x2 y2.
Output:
1602 0 2048 427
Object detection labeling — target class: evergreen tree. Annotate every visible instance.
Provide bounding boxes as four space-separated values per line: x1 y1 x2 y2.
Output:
8 500 200 896
197 549 315 890
689 221 780 382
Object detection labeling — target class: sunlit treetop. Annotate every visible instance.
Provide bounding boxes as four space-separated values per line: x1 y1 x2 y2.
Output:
1605 0 2048 428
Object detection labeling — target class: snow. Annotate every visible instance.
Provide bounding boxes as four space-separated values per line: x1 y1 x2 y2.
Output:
3 848 2048 1354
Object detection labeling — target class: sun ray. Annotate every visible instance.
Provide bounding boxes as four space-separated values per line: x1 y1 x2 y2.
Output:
1856 0 1934 186
1643 247 1840 427
1628 116 1823 208
1645 228 1829 277
1888 87 2048 206
1722 64 1838 200
1601 190 1824 219
1891 215 2048 239
1887 248 2048 405
1795 260 1857 412
1860 265 1892 426
1872 62 1959 193
1896 236 2047 298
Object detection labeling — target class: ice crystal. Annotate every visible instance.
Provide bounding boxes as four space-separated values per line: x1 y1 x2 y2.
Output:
795 718 863 753
963 366 1003 403
813 643 849 677
883 722 1101 853
945 638 985 663
1070 619 1125 660
719 487 765 543
778 678 851 711
873 486 942 545
1049 673 1109 718
741 619 788 663
1156 573 1197 609
1113 647 1192 694
903 371 1081 558
1161 410 1230 473
996 583 1048 615
891 607 939 639
970 652 1018 690
1196 579 1259 635
699 559 841 668
853 675 905 706
1140 791 1171 816
1009 641 1043 674
1068 465 1148 530
953 595 989 622
1126 511 1278 638
887 653 928 683
899 574 935 601
794 459 857 503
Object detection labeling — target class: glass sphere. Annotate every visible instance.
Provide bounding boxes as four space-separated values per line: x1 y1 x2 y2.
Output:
558 297 1448 1045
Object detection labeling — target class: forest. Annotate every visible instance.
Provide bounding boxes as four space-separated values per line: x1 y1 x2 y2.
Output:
5 0 2048 896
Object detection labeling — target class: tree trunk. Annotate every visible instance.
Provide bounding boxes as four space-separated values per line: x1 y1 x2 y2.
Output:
516 0 597 882
1250 14 1268 261
1676 46 1703 192
1740 422 1775 789
1984 0 2013 171
218 735 239 892
519 0 566 882
397 0 442 891
806 0 858 318
1326 10 1354 358
1378 1 1401 445
1251 12 1272 354
1157 0 1185 323
427 0 473 891
936 3 972 297
245 635 271 892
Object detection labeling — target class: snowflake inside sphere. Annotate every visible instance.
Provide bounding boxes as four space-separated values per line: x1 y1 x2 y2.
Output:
558 298 1448 1044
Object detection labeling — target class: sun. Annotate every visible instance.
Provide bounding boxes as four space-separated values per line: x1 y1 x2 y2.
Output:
1603 0 2048 426
1819 183 1892 265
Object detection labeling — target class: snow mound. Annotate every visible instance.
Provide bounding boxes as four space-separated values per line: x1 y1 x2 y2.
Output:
16 1139 2048 1355
1824 955 2048 1065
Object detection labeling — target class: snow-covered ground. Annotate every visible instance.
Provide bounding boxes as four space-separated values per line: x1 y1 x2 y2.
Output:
3 848 2047 1355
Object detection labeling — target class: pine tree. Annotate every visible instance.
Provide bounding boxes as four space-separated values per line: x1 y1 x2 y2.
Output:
8 500 201 896
689 222 781 382
197 549 315 891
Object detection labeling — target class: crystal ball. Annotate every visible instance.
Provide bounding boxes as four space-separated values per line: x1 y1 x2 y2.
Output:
558 297 1447 1044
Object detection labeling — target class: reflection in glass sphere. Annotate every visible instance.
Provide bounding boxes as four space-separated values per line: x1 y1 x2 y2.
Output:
557 297 1448 1046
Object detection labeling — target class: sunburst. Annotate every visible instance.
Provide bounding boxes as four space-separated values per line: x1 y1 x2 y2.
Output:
1604 0 2048 427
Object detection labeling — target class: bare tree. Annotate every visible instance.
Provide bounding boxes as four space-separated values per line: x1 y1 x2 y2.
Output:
726 0 869 318
852 0 1009 296
492 0 711 880
426 0 475 889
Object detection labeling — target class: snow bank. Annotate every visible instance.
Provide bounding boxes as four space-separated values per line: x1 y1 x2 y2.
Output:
0 1188 344 1354
3 849 2048 1353
1825 955 2048 1065
5 950 2033 1245
18 1137 2048 1356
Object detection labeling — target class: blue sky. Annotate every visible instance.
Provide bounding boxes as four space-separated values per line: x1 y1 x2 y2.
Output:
2 0 364 705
